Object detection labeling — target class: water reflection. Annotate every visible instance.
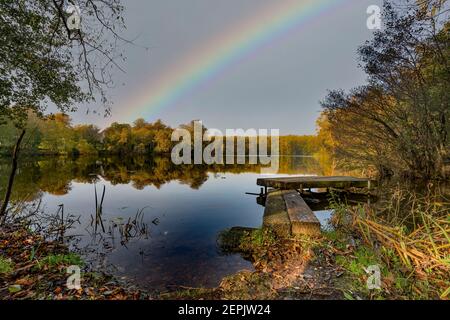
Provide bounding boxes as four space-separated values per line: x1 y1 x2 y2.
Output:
0 155 331 200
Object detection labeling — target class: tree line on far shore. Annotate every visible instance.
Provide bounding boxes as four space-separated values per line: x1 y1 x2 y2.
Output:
0 113 323 157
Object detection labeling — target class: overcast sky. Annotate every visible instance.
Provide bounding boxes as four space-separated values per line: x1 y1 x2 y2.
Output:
72 0 383 135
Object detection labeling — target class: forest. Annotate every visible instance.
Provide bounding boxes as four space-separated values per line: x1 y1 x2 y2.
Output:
0 114 322 157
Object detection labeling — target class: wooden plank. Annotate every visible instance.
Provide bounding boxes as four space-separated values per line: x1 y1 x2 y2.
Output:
257 175 372 190
262 190 291 238
282 190 321 236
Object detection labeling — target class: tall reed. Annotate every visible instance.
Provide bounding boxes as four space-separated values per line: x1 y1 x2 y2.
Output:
331 185 450 299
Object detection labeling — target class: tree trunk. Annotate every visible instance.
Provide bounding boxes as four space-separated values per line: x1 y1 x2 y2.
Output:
0 129 26 224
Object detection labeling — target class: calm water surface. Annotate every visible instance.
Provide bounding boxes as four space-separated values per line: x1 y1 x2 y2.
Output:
1 156 333 290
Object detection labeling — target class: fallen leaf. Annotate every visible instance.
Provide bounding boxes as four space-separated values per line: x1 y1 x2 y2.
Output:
15 277 34 286
8 285 22 293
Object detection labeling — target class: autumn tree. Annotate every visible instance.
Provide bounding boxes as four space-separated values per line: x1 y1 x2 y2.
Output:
320 1 449 179
73 124 102 151
0 0 127 221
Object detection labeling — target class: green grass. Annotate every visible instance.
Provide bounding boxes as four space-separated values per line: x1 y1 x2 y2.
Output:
0 255 13 274
347 247 381 276
322 229 389 299
37 253 84 269
247 228 276 247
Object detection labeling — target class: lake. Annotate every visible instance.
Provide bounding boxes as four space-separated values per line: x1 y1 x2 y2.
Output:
0 155 335 291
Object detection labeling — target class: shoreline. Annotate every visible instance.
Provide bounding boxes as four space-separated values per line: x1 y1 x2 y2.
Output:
1 206 448 301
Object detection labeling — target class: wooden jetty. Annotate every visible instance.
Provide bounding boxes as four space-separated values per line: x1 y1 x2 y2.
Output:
258 176 373 237
257 176 372 194
263 189 321 237
218 176 375 253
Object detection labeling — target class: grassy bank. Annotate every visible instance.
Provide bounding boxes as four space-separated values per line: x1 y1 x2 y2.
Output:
327 187 450 300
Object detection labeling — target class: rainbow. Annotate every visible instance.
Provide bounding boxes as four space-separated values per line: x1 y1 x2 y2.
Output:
120 0 349 122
